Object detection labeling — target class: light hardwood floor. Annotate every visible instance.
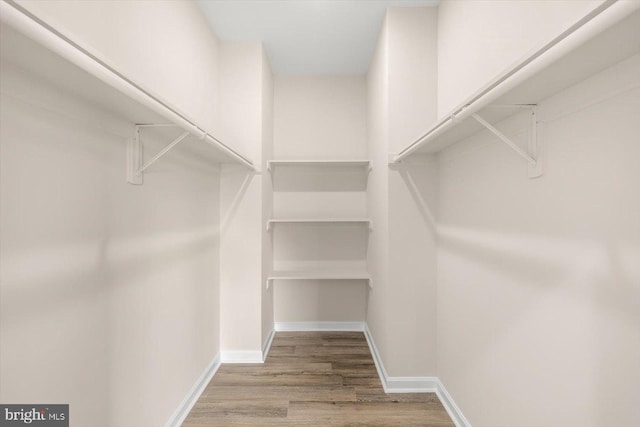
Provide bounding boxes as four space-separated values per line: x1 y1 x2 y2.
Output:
183 332 454 426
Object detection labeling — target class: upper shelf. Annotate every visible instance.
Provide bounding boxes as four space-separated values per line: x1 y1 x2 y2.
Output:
0 0 255 171
268 160 370 171
393 2 640 162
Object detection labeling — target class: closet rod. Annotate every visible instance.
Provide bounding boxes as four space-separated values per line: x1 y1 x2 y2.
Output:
0 0 255 171
393 0 636 163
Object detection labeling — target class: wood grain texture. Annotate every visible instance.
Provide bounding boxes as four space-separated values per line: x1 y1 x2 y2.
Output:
183 332 454 426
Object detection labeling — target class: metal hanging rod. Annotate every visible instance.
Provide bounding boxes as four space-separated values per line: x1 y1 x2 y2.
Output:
1 0 255 173
391 0 623 164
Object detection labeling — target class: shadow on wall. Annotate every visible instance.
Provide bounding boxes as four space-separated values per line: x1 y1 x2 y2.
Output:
219 167 256 234
1 63 222 426
437 223 640 424
389 159 437 236
387 143 638 424
0 227 217 322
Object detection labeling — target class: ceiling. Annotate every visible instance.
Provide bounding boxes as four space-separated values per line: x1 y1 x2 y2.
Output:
196 0 439 75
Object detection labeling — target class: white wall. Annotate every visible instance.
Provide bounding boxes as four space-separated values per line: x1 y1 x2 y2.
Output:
261 50 275 347
437 0 603 118
0 52 221 427
274 281 367 323
436 54 640 427
365 13 390 366
219 42 264 355
273 76 368 323
16 0 226 147
366 7 439 377
386 7 439 376
274 76 367 160
388 7 439 149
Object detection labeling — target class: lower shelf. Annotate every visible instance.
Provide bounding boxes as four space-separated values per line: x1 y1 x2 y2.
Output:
267 269 372 289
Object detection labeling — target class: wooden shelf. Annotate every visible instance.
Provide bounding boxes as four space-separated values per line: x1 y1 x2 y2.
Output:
268 160 370 171
0 2 255 180
267 269 371 289
267 218 372 231
393 4 640 160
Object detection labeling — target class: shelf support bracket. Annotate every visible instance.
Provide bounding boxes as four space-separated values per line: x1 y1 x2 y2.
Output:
471 107 542 178
127 124 190 185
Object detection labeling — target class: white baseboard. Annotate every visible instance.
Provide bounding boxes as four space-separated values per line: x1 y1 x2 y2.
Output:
165 352 221 427
220 329 275 365
262 328 275 360
436 380 473 427
363 324 470 426
385 376 438 393
220 350 264 363
363 324 437 393
274 321 365 332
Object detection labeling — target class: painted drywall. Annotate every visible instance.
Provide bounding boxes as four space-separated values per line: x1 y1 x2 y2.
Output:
272 76 368 323
366 7 439 377
219 42 264 355
436 54 640 427
261 49 275 349
0 56 221 427
386 7 439 377
15 0 231 155
365 12 391 376
437 0 603 118
273 76 367 159
274 282 367 322
387 7 439 150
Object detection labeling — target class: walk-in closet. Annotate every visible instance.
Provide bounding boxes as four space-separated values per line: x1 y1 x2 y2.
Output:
1 1 638 426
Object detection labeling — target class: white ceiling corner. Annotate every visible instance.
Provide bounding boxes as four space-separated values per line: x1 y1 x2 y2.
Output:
196 0 439 75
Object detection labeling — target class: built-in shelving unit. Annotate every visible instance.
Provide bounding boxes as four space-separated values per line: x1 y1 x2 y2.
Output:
392 2 640 176
267 218 372 231
0 0 255 186
268 159 371 289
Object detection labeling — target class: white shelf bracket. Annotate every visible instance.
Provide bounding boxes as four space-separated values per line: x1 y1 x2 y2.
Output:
471 107 542 178
527 107 543 178
127 124 190 185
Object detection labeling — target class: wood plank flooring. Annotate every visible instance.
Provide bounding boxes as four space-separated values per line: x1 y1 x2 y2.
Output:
183 332 454 426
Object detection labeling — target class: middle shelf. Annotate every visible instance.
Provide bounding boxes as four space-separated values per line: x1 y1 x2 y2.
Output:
267 268 372 289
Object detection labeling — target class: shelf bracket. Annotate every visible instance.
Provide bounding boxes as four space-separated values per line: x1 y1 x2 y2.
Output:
471 106 543 178
127 124 191 185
